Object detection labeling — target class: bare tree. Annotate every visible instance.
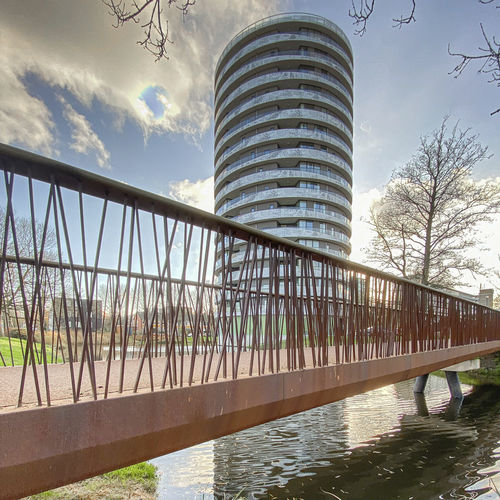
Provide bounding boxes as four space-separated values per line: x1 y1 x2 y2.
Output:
365 117 500 288
103 0 195 60
349 0 500 115
494 294 500 309
0 207 58 331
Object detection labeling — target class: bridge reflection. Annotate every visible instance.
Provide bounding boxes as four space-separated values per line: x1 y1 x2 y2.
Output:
207 380 499 499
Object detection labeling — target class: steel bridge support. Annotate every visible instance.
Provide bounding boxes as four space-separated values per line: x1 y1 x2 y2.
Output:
413 370 463 399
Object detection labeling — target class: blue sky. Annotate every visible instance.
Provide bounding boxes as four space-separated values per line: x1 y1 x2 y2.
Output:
1 0 499 290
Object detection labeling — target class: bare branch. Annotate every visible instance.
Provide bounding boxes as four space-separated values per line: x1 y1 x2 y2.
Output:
392 0 416 28
348 0 375 36
349 0 499 116
102 0 195 61
449 23 500 114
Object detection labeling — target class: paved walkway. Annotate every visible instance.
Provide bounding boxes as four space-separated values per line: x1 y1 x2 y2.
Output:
1 345 356 411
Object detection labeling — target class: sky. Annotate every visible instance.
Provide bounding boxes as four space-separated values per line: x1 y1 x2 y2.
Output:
1 0 499 292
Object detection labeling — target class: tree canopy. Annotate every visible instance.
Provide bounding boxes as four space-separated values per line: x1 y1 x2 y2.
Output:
364 117 500 288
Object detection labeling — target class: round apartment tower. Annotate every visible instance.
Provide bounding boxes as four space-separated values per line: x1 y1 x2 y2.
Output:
214 13 353 272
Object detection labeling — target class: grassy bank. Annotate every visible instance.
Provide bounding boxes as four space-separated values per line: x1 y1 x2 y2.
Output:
0 336 35 366
0 336 65 366
434 353 500 386
27 462 158 499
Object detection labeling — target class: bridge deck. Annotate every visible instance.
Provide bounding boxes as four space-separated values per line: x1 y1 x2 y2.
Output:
1 340 499 499
0 347 325 411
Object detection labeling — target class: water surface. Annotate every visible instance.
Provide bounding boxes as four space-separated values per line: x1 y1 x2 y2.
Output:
152 376 500 499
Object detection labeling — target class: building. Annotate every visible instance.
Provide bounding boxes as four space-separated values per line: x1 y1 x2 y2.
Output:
477 288 494 308
444 287 495 309
214 13 353 286
52 297 103 330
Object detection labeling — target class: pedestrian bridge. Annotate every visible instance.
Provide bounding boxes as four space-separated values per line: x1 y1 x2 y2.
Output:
0 144 499 499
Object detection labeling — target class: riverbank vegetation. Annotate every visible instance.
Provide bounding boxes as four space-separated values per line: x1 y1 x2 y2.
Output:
456 358 500 386
435 353 500 387
0 336 38 366
28 462 158 499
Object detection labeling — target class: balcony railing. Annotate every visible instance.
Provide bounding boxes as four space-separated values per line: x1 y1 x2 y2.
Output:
215 87 352 134
216 146 352 180
217 185 351 214
216 49 353 99
215 13 353 78
218 124 352 161
215 168 351 205
217 107 352 151
215 70 352 121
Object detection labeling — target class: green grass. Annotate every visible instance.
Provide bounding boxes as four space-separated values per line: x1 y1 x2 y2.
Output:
434 369 500 387
29 462 158 499
433 353 500 387
0 336 63 366
0 336 31 365
103 462 157 484
458 367 500 386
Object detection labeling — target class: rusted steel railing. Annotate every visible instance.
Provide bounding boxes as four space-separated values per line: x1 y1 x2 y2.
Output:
0 143 499 408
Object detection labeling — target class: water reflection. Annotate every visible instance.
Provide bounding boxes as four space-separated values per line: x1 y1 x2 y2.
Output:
152 376 500 499
153 441 214 498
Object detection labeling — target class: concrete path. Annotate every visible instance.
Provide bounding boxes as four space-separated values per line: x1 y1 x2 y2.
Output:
0 345 349 411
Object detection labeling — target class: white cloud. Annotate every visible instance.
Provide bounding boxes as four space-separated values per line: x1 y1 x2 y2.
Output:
359 120 372 134
59 98 111 169
0 30 55 154
350 186 381 264
0 1 287 153
168 176 214 213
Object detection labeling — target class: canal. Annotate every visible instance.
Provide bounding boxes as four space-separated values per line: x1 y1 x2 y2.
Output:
151 376 500 499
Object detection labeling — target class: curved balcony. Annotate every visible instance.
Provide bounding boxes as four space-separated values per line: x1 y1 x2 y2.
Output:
215 169 352 202
216 126 352 166
234 208 352 234
216 50 352 105
216 88 352 139
216 12 353 79
216 129 352 172
215 147 352 186
216 244 347 269
216 187 352 217
215 70 353 121
215 248 347 275
213 266 344 289
216 31 353 92
214 14 353 261
215 108 352 161
260 227 351 252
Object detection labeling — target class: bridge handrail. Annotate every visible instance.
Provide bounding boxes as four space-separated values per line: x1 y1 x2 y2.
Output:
0 142 491 301
0 142 499 410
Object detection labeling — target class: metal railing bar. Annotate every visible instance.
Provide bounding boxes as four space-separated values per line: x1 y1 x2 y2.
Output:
2 142 495 304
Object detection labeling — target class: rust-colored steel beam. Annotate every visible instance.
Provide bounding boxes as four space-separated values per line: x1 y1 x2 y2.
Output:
1 143 500 498
1 341 499 499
